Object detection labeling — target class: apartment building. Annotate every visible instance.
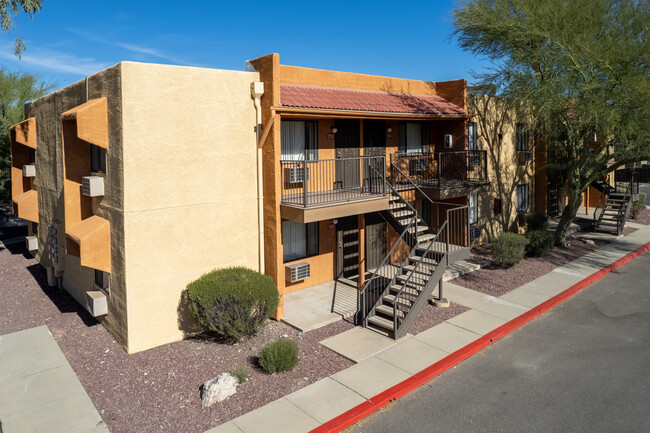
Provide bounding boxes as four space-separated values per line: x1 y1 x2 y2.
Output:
12 54 490 351
466 91 536 243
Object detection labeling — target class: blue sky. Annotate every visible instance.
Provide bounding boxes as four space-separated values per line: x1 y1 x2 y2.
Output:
0 0 489 90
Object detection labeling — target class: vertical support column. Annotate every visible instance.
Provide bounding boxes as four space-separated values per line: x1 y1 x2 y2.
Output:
357 213 365 290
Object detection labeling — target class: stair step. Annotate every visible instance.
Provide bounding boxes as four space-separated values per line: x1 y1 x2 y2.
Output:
403 264 434 275
367 315 394 331
375 304 405 319
389 202 408 210
383 294 413 307
408 225 429 234
389 284 422 297
410 255 439 266
416 233 436 244
392 210 415 219
396 273 427 285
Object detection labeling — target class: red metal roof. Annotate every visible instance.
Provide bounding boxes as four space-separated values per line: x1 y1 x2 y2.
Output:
280 84 465 116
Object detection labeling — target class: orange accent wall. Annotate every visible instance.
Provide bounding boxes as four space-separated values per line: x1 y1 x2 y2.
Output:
61 98 111 273
10 118 38 223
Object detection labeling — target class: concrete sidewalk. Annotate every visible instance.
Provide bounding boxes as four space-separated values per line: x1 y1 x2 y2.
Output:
208 224 650 433
0 326 108 433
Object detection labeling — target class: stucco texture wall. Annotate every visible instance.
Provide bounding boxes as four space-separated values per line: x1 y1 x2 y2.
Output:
25 64 128 348
120 62 261 353
469 94 534 244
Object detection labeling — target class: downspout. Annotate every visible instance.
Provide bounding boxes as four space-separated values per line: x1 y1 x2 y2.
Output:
251 82 265 274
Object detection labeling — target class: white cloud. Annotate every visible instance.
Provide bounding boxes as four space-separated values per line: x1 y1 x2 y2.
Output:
0 43 110 76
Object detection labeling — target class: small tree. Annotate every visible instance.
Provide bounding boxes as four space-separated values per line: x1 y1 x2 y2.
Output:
0 69 51 203
453 0 650 246
1 0 43 57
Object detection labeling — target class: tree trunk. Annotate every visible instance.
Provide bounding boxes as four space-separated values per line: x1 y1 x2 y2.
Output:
554 184 583 247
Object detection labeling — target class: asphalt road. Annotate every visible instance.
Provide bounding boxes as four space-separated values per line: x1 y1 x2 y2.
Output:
347 251 650 433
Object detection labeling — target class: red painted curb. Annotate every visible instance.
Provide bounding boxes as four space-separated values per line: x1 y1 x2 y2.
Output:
308 241 650 433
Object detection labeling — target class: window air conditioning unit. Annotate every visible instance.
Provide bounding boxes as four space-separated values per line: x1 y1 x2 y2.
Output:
86 290 108 317
25 235 38 252
23 164 36 177
469 226 482 241
82 176 104 197
444 134 453 149
518 152 533 165
286 262 310 283
285 166 309 184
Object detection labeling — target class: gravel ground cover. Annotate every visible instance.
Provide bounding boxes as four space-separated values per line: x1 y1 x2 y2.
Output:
0 245 356 433
450 232 613 297
0 242 470 433
630 208 650 225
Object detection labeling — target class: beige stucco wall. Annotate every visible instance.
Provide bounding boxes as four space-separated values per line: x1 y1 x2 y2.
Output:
120 62 261 353
25 64 128 348
469 94 535 244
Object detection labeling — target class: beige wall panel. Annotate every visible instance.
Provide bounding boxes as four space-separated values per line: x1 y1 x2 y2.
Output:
120 62 261 352
25 64 128 349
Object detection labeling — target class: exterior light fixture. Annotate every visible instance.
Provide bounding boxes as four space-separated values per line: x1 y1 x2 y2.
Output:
387 127 392 133
331 127 338 134
332 218 338 224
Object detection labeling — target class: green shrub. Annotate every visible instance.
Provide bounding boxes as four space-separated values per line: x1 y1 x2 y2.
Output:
525 229 555 257
638 192 647 204
230 364 250 384
258 339 299 373
492 232 528 268
525 212 549 231
630 200 645 219
185 267 279 342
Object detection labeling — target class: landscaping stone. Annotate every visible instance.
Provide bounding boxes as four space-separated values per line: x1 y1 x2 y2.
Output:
201 373 238 407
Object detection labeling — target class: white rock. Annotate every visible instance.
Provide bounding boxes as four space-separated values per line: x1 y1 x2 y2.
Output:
201 373 238 407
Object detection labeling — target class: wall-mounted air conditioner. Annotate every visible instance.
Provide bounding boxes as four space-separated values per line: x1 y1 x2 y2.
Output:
25 235 38 252
86 290 108 317
286 262 310 283
444 134 453 149
285 166 310 184
23 164 36 177
82 176 104 197
518 152 533 165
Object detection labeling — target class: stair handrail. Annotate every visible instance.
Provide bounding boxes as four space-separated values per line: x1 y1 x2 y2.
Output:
391 162 446 229
391 220 449 334
593 186 609 224
358 164 419 325
616 169 636 234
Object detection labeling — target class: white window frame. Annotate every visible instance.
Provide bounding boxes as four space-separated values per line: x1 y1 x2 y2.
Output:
516 184 530 213
282 221 319 262
469 192 478 225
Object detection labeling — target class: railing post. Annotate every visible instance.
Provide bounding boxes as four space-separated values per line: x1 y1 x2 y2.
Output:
438 152 442 187
302 160 308 207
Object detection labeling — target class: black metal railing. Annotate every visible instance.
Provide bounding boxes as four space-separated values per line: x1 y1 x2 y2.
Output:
280 156 386 207
390 151 488 189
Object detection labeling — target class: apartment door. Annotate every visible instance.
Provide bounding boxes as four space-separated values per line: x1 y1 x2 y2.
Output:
335 119 360 190
363 119 386 192
336 216 359 279
365 212 387 271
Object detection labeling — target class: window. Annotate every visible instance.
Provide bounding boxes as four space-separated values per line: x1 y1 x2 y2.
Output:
516 123 529 151
494 198 502 215
281 121 318 161
282 221 319 262
468 122 477 151
399 122 429 155
469 192 478 225
516 184 530 213
95 269 109 292
31 222 38 234
90 145 106 173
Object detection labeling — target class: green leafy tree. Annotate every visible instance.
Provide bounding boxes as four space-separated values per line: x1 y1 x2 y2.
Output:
0 68 51 203
453 0 650 245
1 0 43 57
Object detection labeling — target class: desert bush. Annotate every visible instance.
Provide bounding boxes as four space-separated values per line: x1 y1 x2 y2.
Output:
525 212 549 231
230 364 250 384
185 267 278 342
258 339 299 374
525 229 555 257
492 232 528 268
638 192 647 204
630 200 645 219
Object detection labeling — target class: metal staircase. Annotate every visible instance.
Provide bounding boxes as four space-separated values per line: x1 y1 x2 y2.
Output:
593 171 637 236
359 165 470 339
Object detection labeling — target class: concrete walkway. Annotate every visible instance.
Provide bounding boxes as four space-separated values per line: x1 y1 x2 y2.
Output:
0 326 108 433
207 224 650 433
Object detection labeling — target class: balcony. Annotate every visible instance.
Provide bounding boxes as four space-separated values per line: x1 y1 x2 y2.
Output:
280 156 390 223
390 151 488 200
